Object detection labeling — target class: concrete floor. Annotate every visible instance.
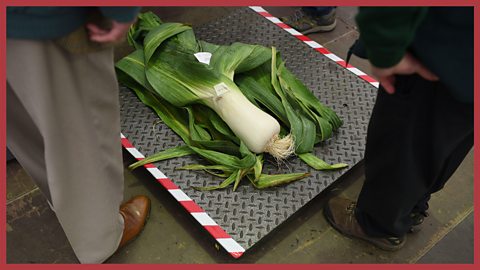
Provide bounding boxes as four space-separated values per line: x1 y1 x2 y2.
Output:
6 7 474 264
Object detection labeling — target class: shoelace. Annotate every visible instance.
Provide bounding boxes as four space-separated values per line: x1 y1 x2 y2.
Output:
346 202 357 224
346 202 356 214
344 201 403 245
288 9 308 23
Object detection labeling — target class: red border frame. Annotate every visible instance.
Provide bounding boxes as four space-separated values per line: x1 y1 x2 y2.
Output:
1 1 478 269
474 3 479 267
1 0 478 6
1 2 6 266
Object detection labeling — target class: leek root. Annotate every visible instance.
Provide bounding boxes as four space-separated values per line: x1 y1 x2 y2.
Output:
208 84 294 159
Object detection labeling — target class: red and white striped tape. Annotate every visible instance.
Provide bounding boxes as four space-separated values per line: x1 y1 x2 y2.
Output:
249 6 380 89
121 133 245 258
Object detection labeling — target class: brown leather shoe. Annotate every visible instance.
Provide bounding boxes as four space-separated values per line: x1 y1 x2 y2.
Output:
118 195 151 249
324 196 405 251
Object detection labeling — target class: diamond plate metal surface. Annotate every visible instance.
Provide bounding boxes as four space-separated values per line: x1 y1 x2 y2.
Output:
119 8 377 250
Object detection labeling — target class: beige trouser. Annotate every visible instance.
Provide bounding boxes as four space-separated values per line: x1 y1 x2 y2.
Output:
7 39 124 264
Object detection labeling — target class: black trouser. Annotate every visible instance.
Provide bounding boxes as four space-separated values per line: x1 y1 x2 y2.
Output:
355 74 474 238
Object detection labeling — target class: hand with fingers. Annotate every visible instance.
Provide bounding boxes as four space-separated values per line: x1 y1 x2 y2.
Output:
87 20 134 44
371 52 439 94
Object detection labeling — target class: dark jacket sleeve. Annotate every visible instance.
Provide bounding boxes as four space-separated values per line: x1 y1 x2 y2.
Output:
99 7 141 23
355 7 428 68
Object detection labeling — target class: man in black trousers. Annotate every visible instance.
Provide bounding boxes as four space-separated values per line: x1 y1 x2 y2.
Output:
324 7 473 251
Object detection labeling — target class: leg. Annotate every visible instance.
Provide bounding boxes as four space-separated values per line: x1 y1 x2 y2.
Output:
7 39 124 263
356 74 473 237
302 7 336 16
7 83 52 203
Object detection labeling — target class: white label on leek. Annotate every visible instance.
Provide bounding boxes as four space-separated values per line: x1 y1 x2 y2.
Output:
194 52 212 65
214 83 230 97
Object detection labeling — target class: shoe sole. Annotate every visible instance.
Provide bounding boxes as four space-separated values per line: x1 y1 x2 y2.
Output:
302 20 337 35
323 204 405 252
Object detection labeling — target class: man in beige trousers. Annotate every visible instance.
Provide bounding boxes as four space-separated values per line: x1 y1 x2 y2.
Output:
7 7 150 263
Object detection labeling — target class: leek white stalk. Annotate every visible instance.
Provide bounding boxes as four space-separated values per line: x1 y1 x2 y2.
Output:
206 83 294 159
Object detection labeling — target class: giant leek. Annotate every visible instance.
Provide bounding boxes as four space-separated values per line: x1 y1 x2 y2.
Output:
117 12 347 191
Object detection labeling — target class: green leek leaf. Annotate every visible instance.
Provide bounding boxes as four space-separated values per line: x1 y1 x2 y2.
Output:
193 169 240 191
144 23 191 63
129 145 194 170
298 153 348 170
248 172 310 189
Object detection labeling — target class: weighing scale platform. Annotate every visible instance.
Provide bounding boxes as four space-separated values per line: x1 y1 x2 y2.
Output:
119 7 377 257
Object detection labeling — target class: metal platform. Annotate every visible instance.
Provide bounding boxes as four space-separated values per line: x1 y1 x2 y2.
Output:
119 7 377 252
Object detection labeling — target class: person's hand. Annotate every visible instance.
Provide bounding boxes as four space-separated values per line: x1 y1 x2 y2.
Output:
87 20 134 43
371 52 439 94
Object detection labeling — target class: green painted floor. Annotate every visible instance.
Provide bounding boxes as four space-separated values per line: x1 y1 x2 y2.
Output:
6 7 474 264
